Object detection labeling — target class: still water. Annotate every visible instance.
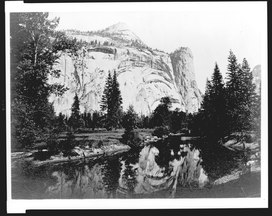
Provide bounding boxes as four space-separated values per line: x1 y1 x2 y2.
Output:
12 137 212 199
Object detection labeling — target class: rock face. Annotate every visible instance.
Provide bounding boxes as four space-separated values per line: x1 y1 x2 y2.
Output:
170 47 202 113
49 23 202 116
252 65 261 95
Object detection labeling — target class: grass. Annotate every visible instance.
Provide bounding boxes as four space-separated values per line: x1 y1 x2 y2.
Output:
57 128 153 147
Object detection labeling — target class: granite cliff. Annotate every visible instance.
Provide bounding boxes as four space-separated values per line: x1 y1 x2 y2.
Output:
49 22 202 116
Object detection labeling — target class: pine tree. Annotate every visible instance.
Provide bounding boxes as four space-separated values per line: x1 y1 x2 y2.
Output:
152 96 172 127
10 13 69 148
56 112 67 132
100 71 113 112
122 105 138 132
225 51 244 133
100 70 123 130
240 58 259 132
111 70 123 128
92 111 101 130
69 93 83 129
200 79 212 113
225 52 259 137
100 71 113 130
200 63 226 140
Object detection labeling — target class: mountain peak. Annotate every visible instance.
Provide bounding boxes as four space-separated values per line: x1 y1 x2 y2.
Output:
102 22 142 43
105 22 130 32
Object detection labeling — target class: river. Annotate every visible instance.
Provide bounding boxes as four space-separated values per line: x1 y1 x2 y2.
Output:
12 137 241 199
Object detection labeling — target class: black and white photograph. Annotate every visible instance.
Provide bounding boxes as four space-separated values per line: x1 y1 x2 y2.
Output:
5 1 268 213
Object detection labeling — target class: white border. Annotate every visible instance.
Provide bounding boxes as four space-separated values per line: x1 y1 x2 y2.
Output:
5 1 268 213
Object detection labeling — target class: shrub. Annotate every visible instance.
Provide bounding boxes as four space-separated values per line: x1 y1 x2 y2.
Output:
92 140 103 149
152 126 170 138
122 105 137 132
58 131 76 157
46 132 60 155
121 131 143 148
33 150 51 161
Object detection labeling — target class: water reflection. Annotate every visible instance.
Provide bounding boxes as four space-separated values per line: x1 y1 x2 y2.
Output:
117 139 209 197
12 138 210 199
45 157 122 198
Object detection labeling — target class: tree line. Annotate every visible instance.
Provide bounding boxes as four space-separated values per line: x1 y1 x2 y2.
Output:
10 12 260 150
189 51 260 142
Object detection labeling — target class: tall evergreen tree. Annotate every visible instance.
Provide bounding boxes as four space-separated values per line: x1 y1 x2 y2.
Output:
111 70 123 128
240 58 259 132
55 112 67 132
200 63 226 140
92 111 101 130
10 13 69 148
100 70 123 130
69 93 83 129
100 71 112 111
225 50 244 133
151 96 172 127
225 51 259 136
122 105 138 132
100 71 113 130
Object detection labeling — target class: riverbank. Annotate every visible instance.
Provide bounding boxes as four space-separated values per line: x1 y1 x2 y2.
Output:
11 130 261 199
11 129 153 166
11 143 131 167
174 170 261 198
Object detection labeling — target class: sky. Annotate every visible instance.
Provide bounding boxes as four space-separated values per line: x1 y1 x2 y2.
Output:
46 2 266 93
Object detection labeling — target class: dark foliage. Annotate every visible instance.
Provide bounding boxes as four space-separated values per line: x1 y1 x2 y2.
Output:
122 105 138 132
198 63 227 139
152 126 170 138
100 70 123 130
68 93 84 129
187 51 261 143
10 13 80 149
151 97 172 127
121 131 143 149
58 131 76 157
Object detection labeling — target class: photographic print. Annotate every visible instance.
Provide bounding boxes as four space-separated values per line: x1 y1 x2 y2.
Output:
6 1 268 213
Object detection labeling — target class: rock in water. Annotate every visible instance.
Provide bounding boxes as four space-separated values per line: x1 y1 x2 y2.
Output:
49 23 202 116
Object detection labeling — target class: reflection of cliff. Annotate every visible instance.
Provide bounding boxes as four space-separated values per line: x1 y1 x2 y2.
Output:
117 144 209 197
43 143 208 198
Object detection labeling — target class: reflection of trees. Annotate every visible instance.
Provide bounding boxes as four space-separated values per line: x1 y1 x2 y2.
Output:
119 150 140 196
45 161 108 198
101 156 122 198
200 141 240 180
123 163 137 194
13 141 214 199
154 136 185 174
122 149 140 165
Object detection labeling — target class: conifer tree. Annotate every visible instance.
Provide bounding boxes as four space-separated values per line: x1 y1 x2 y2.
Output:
100 71 113 113
100 70 123 130
225 51 260 138
240 58 259 132
111 70 123 128
69 93 83 129
122 105 138 132
200 63 226 139
152 96 172 127
10 12 71 148
100 71 113 130
225 50 244 133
